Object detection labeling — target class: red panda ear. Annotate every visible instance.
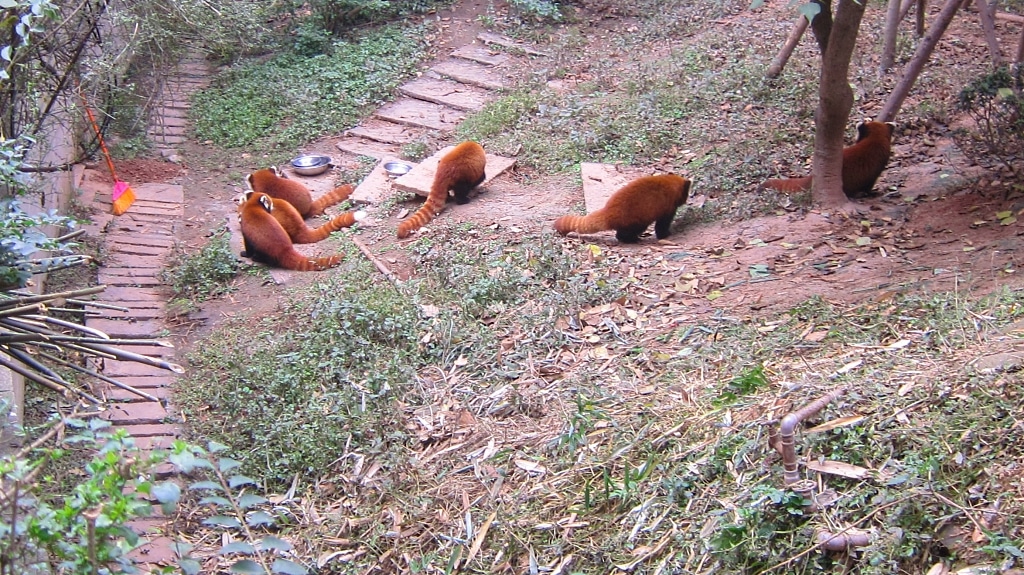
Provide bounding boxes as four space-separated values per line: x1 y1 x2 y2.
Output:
245 173 254 190
234 192 249 206
270 166 283 177
259 194 273 212
885 122 896 137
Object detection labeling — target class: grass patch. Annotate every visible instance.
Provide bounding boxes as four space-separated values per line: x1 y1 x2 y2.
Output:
176 194 1024 572
175 229 618 488
161 227 240 310
190 24 430 150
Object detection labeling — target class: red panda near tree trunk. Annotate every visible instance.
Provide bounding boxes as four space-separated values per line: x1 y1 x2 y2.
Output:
554 174 691 243
237 192 343 271
246 166 355 217
762 121 896 198
236 191 366 244
396 141 487 239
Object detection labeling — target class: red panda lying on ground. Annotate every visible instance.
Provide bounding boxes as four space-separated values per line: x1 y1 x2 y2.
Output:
237 192 343 271
246 166 355 217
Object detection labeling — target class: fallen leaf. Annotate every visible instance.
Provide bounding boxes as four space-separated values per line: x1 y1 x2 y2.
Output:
806 415 865 433
805 459 872 479
515 459 547 476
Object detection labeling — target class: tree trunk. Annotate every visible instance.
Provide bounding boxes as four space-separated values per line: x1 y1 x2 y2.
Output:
810 0 835 54
881 0 902 71
812 0 868 208
879 0 961 121
974 0 1003 66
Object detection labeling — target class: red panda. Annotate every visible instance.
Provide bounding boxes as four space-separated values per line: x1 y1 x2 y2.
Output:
554 174 691 243
396 141 487 239
237 192 343 271
762 121 896 198
236 191 366 244
246 166 355 217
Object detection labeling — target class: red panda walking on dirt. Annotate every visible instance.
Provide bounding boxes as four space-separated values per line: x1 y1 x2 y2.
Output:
554 174 691 243
396 141 487 239
246 166 355 217
235 191 365 244
762 120 896 198
237 192 344 271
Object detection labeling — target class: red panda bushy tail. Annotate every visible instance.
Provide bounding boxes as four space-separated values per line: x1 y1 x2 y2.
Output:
276 252 344 271
554 212 611 236
397 187 447 239
307 184 356 217
761 176 812 194
290 210 367 244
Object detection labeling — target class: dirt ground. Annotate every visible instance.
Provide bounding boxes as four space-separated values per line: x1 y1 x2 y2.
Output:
108 0 1024 357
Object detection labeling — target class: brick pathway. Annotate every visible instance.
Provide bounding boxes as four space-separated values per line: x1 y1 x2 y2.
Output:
75 55 210 573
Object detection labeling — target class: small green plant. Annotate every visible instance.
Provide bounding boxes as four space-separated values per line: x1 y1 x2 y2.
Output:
0 418 181 575
400 139 430 162
714 363 768 405
508 0 563 22
161 227 240 303
955 65 1024 171
556 394 608 455
170 441 308 575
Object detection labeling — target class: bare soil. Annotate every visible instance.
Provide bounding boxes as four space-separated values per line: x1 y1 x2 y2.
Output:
109 0 1024 357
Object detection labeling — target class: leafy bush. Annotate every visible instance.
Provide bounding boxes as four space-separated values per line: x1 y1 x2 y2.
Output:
190 24 429 149
161 227 240 303
0 418 179 575
508 0 563 21
955 65 1024 171
306 0 443 34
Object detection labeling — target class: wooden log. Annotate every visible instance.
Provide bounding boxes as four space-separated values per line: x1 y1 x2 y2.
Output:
767 15 810 78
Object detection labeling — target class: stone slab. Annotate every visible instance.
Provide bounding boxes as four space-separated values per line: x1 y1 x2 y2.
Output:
335 136 403 160
104 305 165 321
132 183 184 204
104 384 172 402
345 119 428 145
399 76 495 112
106 254 169 269
478 31 549 57
96 274 164 287
392 146 516 198
87 318 166 338
350 160 403 204
112 422 181 438
374 98 465 132
102 361 174 378
430 59 506 90
579 163 635 214
153 116 188 128
91 286 165 301
452 44 511 66
105 217 177 234
99 401 170 424
106 375 176 390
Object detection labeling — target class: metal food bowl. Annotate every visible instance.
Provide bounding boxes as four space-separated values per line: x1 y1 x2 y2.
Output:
290 154 332 176
383 160 414 178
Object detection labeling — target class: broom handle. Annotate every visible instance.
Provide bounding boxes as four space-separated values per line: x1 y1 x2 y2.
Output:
78 89 120 181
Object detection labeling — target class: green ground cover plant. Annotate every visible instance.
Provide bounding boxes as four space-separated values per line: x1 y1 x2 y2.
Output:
190 24 430 150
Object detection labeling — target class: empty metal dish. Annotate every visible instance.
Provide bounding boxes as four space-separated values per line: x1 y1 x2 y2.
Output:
383 160 413 178
290 154 332 176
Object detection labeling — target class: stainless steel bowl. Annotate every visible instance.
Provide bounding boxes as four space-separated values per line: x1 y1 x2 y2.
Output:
383 160 413 178
290 155 332 176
